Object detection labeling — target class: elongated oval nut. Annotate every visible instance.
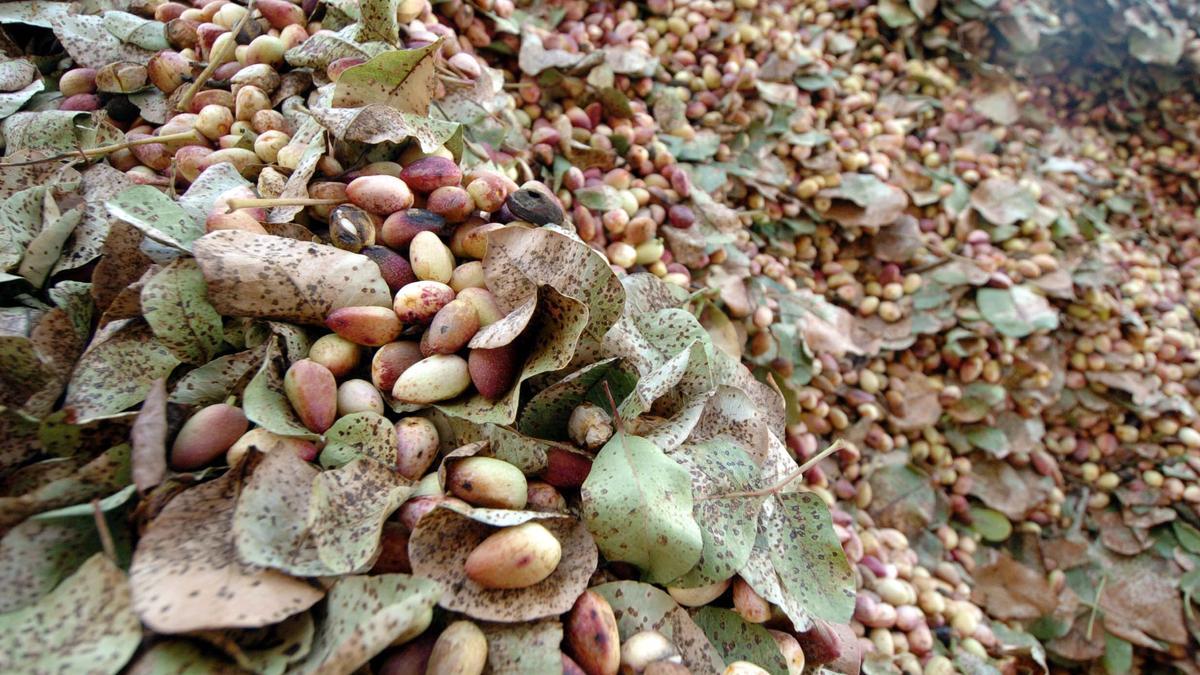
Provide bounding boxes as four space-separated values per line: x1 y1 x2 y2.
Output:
284 359 338 433
227 428 319 466
567 590 621 675
171 403 248 470
346 174 413 215
391 354 470 404
620 631 680 675
468 344 518 401
427 621 487 675
326 306 402 346
395 416 440 480
372 341 423 394
422 298 479 355
455 287 504 326
464 522 562 589
732 577 771 623
766 630 805 675
393 280 455 324
446 456 528 509
667 578 732 608
409 230 455 283
309 334 360 379
337 379 385 416
723 663 769 675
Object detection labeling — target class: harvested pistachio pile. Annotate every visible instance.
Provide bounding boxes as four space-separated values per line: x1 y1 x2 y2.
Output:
2 0 1200 673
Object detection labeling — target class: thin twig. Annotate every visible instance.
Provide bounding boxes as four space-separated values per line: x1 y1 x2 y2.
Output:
92 499 118 562
225 197 346 212
702 439 847 501
0 130 203 167
1086 573 1107 640
176 1 255 111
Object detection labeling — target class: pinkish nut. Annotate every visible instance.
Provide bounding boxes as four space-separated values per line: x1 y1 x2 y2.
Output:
175 146 214 183
540 446 592 489
326 306 403 346
308 333 360 379
393 280 455 324
421 298 480 356
326 56 365 81
894 605 924 632
526 481 568 512
426 185 475 223
346 175 414 215
667 204 695 228
455 287 504 326
447 52 482 79
371 341 424 394
380 208 447 249
400 156 463 193
206 210 268 234
468 343 519 401
360 245 416 292
466 175 507 212
397 495 445 530
148 50 191 93
170 403 248 470
391 354 471 404
256 0 306 29
212 185 267 222
283 358 338 433
371 522 412 575
59 68 98 97
394 416 440 480
59 94 102 111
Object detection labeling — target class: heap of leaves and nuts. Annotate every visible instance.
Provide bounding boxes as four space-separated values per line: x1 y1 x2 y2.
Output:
5 0 1200 673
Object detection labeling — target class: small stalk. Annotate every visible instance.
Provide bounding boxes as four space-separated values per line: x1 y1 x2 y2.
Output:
225 196 346 212
703 439 847 501
0 130 203 167
92 499 118 562
176 2 255 112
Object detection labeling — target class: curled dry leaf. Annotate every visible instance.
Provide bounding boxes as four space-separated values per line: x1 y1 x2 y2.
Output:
332 43 439 112
408 504 597 622
309 104 462 155
192 230 392 325
0 554 141 675
130 378 168 493
130 467 325 633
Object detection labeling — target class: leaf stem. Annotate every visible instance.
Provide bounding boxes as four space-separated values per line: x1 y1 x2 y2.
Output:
702 439 847 501
176 2 254 112
0 130 203 167
92 499 118 562
224 197 345 212
1086 573 1107 640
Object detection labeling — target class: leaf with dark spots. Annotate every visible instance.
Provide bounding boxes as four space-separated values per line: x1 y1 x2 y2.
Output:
591 581 724 674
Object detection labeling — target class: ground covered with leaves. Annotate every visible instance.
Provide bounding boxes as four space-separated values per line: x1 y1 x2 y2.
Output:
3 0 1200 674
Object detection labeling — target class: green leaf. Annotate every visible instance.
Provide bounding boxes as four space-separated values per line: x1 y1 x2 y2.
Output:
319 412 398 469
125 640 242 673
0 443 132 530
106 185 201 251
235 450 408 576
16 207 79 288
591 581 724 674
356 0 401 43
310 103 461 153
1102 633 1133 674
966 426 1009 456
141 258 223 364
0 554 141 675
64 322 180 422
293 575 440 675
1172 520 1200 554
52 14 156 69
691 607 789 675
581 431 702 584
0 185 50 271
284 25 390 71
741 491 856 630
103 11 170 50
976 286 1059 338
197 611 314 675
169 345 266 406
480 620 563 674
0 73 43 119
969 506 1012 542
670 440 762 587
332 43 439 112
2 110 122 155
518 358 638 441
574 184 623 211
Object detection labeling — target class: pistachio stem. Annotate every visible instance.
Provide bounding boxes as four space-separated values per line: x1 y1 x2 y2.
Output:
92 498 118 562
225 197 346 212
0 130 203 167
702 439 847 501
176 1 255 112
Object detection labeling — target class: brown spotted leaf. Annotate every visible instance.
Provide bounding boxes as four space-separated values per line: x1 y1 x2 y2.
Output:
319 411 398 469
140 258 223 364
480 619 563 674
0 442 132 530
292 574 441 675
196 611 315 675
691 606 789 675
130 468 325 633
52 14 155 69
0 554 141 674
408 504 597 622
192 230 391 325
169 344 266 406
130 378 168 493
309 104 462 154
818 173 908 228
591 581 724 675
332 43 438 111
64 320 181 422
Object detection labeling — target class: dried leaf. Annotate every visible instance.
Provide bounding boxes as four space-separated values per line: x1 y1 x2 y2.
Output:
198 611 314 675
131 378 169 493
293 574 440 675
52 14 155 69
193 230 391 325
977 286 1059 337
973 552 1056 620
106 185 202 251
0 554 141 675
320 411 399 468
310 103 461 154
968 458 1053 520
819 173 909 228
267 120 326 225
130 468 325 633
102 10 170 51
2 110 121 155
408 505 597 622
582 431 702 584
65 321 180 422
970 177 1037 226
169 345 266 406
